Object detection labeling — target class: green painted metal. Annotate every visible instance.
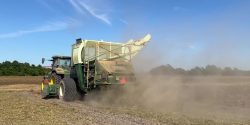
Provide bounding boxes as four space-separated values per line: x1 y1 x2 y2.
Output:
75 64 87 92
64 69 70 75
48 84 58 94
45 84 59 97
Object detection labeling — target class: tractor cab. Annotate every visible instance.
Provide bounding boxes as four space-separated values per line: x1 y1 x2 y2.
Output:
42 55 71 70
50 56 71 70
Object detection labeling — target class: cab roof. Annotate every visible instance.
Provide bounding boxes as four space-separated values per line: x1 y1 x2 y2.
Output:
52 55 71 59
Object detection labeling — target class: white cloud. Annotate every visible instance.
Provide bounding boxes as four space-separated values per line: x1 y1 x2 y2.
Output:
68 0 85 15
0 21 68 39
68 0 111 25
119 19 128 25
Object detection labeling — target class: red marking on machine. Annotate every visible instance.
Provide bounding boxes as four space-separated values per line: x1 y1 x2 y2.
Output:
119 76 127 84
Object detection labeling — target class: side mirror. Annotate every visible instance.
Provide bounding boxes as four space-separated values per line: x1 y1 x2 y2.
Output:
42 58 45 64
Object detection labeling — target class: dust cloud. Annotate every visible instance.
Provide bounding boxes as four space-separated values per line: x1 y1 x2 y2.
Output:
81 2 250 121
83 72 250 121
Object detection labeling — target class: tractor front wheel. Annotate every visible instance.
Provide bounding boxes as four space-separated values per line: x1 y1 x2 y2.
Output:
58 77 77 101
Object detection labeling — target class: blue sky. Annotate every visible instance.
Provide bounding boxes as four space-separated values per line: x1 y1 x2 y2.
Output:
0 0 250 70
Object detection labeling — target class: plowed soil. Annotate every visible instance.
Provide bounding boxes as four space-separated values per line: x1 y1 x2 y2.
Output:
0 76 250 125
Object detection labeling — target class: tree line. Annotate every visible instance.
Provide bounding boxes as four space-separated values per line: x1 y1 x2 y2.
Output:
0 61 49 76
1 60 250 76
150 64 250 76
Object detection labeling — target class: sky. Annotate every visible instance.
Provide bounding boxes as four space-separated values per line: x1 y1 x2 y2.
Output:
0 0 250 70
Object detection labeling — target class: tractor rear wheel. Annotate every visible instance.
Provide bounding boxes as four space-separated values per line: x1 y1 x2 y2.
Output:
58 77 77 101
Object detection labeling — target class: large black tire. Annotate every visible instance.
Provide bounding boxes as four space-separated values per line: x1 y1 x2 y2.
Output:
51 72 62 85
59 77 78 101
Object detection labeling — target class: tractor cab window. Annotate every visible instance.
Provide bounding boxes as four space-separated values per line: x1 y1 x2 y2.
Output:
59 59 71 68
52 60 59 68
52 59 71 69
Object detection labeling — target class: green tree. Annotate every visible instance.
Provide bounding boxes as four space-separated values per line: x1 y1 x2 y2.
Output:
0 61 49 76
189 67 204 75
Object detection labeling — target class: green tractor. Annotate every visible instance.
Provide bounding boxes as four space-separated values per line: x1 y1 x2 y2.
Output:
41 34 151 101
41 56 71 99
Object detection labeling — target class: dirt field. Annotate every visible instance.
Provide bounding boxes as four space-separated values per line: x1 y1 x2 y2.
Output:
0 76 250 125
0 76 42 85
